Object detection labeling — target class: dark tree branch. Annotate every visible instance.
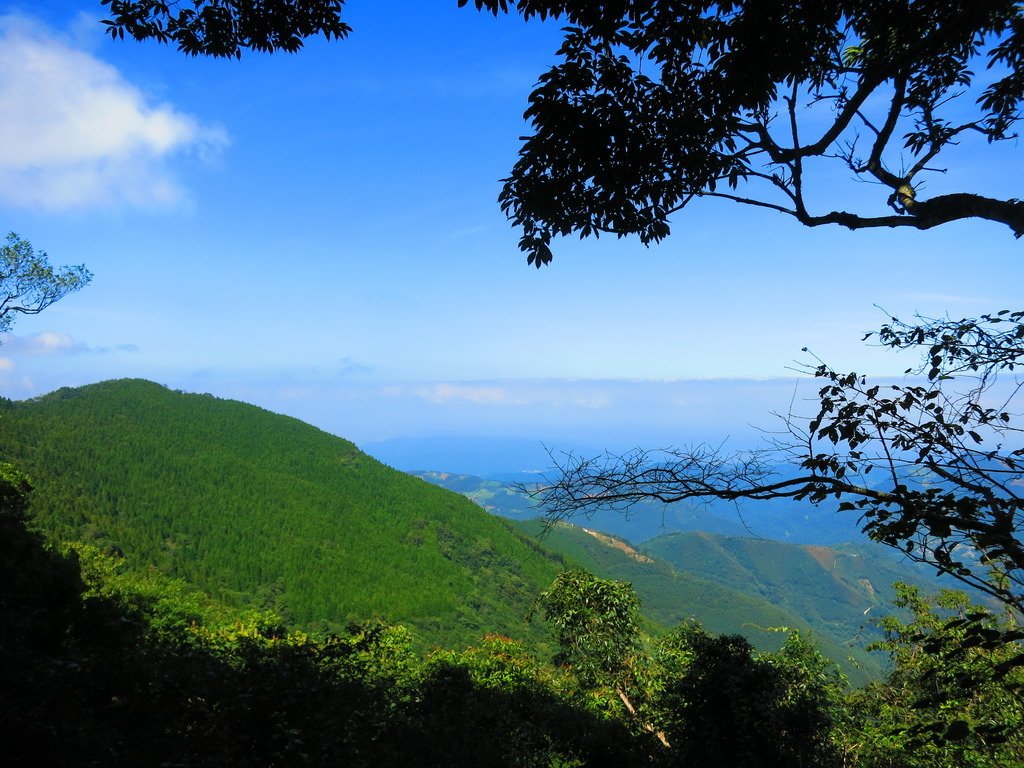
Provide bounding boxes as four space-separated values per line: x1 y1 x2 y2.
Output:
772 74 886 163
531 310 1024 618
478 3 1024 265
796 194 1024 236
861 76 907 189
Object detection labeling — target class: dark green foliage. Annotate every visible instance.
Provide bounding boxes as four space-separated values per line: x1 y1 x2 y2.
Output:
1 486 647 767
527 568 848 765
848 584 1024 768
8 462 1013 767
101 0 350 57
0 463 83 653
0 379 567 648
461 2 1024 264
405 638 652 767
537 569 641 687
0 464 88 758
647 624 845 768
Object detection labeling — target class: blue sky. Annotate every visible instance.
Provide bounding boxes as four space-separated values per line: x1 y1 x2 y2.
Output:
1 2 1021 457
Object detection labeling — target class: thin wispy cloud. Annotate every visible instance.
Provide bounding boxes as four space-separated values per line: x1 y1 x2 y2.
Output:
0 15 227 210
337 356 371 376
412 383 521 406
381 381 615 409
0 331 138 356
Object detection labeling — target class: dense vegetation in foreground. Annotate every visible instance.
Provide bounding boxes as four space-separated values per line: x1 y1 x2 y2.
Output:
3 463 1022 767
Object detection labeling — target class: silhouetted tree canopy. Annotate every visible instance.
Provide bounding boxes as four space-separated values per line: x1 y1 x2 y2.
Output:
103 1 1024 263
101 0 350 57
463 1 1024 264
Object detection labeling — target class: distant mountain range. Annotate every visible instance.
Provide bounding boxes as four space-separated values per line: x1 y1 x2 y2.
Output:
412 470 867 545
362 435 592 478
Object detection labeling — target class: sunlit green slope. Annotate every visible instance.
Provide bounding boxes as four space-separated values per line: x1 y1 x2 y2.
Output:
643 531 931 636
0 379 566 647
514 520 889 682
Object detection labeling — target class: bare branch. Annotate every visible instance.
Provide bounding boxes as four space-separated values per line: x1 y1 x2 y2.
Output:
533 310 1024 618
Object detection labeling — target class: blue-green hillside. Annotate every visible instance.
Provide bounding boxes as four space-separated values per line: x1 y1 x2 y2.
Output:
0 379 567 647
514 519 888 682
643 531 939 636
415 469 866 544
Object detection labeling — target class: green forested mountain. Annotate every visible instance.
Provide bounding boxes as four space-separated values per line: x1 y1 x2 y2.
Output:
0 379 567 647
0 378 954 679
644 531 924 634
515 519 888 682
641 532 951 681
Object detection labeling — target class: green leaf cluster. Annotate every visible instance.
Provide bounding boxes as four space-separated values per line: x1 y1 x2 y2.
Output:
0 232 90 334
848 584 1024 768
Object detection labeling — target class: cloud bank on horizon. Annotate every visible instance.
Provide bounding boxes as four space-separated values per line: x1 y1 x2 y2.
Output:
0 366 815 448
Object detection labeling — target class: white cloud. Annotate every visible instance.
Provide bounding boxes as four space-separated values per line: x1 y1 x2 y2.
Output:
0 15 227 210
570 393 611 409
414 383 520 405
0 330 82 355
31 330 77 353
380 381 614 409
380 383 523 405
